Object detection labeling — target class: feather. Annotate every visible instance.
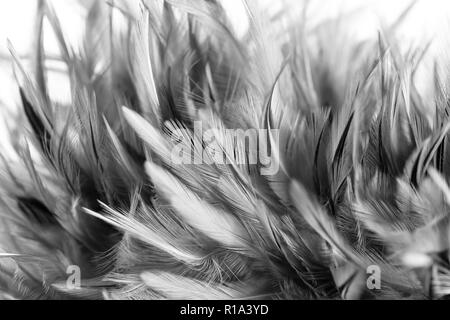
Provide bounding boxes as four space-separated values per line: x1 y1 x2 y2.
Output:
83 204 203 265
144 162 249 249
0 0 448 300
140 271 249 300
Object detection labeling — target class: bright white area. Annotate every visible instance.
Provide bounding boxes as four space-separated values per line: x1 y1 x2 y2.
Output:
0 0 450 111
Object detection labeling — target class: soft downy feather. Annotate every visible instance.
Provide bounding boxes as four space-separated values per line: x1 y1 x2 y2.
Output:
0 0 450 300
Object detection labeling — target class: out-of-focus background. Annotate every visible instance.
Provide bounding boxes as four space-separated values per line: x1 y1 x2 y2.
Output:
1 0 450 120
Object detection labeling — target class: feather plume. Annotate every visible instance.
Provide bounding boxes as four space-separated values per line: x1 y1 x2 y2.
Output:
0 0 449 300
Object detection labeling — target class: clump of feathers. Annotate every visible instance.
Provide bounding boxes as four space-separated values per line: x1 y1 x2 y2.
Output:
0 0 450 300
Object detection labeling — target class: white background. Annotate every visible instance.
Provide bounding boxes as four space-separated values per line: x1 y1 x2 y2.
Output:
0 0 450 117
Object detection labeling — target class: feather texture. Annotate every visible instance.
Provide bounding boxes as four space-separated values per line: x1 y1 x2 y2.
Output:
0 0 449 300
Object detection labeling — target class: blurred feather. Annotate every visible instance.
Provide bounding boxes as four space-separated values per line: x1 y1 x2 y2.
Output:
0 0 449 300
